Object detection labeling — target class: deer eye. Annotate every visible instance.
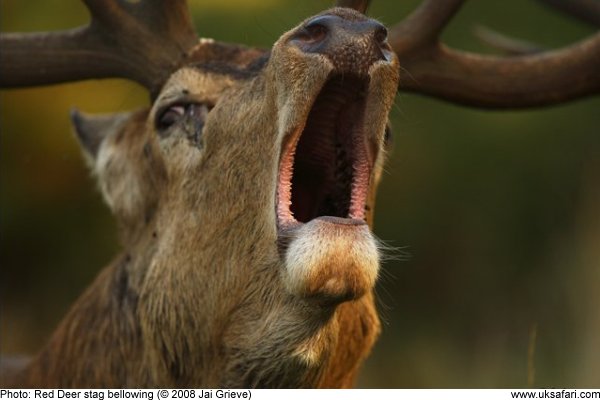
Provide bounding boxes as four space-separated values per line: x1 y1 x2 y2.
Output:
156 105 186 130
155 103 213 134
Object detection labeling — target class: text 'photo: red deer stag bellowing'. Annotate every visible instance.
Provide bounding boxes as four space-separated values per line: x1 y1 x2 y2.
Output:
1 0 599 388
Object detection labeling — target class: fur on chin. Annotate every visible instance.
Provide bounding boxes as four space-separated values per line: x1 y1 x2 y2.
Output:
283 217 379 304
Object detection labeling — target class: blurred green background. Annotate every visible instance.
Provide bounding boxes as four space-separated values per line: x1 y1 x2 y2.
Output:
1 0 599 388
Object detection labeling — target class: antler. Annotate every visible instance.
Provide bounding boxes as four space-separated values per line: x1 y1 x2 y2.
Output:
0 0 198 96
3 0 599 108
338 0 600 108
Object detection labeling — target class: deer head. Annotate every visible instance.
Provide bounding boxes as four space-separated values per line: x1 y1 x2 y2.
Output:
1 0 599 389
1 2 398 388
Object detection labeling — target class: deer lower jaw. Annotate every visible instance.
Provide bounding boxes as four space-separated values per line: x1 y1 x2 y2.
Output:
276 74 379 304
282 217 379 304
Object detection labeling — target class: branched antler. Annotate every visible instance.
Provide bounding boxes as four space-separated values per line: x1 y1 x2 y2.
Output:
400 35 600 108
0 0 198 95
389 0 600 108
2 0 599 108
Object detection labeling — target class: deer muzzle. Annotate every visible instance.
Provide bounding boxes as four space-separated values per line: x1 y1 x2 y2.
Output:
275 8 399 305
289 13 392 76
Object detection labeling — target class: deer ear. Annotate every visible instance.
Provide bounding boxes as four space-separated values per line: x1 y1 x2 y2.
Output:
71 108 165 235
70 109 132 161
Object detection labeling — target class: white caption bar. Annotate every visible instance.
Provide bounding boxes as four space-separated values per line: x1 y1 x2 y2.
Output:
1 389 598 400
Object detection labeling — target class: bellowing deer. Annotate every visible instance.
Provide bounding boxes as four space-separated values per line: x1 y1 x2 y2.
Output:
1 0 599 389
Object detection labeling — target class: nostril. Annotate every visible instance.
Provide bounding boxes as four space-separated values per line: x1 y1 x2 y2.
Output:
374 25 388 45
293 20 328 44
290 13 393 71
304 22 328 43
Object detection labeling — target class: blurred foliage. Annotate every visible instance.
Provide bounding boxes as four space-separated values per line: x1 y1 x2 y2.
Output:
1 0 599 388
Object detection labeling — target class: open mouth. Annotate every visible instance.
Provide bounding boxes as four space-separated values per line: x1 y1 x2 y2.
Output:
277 74 372 228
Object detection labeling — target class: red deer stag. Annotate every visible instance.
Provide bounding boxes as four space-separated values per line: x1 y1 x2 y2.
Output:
1 0 599 388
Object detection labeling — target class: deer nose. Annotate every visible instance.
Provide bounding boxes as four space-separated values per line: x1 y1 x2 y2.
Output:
290 14 391 74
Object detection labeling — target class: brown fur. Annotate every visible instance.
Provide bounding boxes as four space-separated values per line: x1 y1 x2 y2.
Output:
1 8 399 388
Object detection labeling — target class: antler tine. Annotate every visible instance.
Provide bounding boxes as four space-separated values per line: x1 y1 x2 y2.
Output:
334 0 372 14
389 0 600 108
473 25 546 56
0 0 198 96
84 0 198 51
389 0 465 54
